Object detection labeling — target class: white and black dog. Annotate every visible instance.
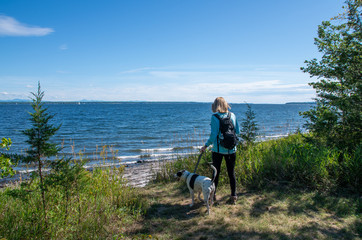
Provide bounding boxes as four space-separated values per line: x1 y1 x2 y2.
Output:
175 165 217 215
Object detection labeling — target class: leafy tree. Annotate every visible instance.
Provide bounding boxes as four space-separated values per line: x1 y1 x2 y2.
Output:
301 0 361 153
240 104 259 145
0 137 15 178
22 82 61 217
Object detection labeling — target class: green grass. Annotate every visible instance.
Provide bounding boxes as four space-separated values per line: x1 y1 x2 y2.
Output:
155 133 361 193
1 167 360 240
125 182 361 240
0 166 148 239
0 134 361 239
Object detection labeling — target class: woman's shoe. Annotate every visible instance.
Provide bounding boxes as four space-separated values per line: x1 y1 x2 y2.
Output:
228 196 237 205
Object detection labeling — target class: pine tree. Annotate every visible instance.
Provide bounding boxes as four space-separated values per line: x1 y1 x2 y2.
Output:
240 104 259 145
22 82 61 218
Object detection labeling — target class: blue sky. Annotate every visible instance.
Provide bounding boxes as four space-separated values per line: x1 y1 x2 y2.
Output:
0 0 343 103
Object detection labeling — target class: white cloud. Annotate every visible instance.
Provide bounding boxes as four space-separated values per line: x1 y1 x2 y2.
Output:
0 15 54 36
113 65 315 103
0 91 26 100
51 80 312 103
0 64 316 103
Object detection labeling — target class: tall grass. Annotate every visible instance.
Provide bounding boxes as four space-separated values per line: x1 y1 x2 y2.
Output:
155 133 361 193
0 148 148 239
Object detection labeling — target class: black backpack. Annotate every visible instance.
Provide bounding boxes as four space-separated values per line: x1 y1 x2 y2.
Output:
214 112 238 151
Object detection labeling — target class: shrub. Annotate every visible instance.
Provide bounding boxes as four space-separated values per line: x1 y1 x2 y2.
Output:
0 138 15 178
0 166 147 239
156 134 361 193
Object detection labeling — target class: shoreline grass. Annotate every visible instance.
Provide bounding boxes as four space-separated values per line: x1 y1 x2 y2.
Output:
1 133 361 239
0 166 148 239
155 133 361 194
2 176 359 239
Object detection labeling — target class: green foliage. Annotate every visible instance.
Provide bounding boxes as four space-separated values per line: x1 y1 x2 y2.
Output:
0 166 147 239
0 137 11 150
301 0 362 153
157 134 361 193
240 103 259 145
22 82 61 164
236 134 336 189
21 82 62 223
0 137 16 178
338 144 362 190
45 158 88 220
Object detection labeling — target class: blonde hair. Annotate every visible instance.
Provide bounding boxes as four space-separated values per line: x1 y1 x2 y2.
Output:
212 97 230 113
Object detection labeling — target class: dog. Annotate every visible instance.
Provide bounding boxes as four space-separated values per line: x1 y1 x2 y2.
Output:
175 164 217 215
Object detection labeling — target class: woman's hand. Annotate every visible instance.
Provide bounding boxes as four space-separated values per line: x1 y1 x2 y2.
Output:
200 145 207 153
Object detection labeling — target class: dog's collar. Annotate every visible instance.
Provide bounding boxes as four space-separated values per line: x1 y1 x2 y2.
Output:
185 172 192 178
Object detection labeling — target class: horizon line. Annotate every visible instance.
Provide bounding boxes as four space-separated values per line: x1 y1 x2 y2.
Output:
0 99 316 105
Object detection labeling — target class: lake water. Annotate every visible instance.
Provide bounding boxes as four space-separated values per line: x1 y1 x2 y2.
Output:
0 102 313 170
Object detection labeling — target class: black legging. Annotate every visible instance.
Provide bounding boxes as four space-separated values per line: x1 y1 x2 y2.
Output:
212 152 236 197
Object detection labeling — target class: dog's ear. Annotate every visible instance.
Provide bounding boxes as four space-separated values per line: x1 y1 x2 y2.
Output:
176 170 185 177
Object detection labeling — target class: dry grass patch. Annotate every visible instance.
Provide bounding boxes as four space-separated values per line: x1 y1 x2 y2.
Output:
124 182 361 240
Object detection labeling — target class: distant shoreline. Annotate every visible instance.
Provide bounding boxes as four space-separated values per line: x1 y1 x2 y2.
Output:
0 100 316 105
285 102 316 105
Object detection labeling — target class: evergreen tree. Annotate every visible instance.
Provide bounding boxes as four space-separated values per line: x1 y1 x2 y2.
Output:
240 104 259 145
301 0 361 153
22 82 61 216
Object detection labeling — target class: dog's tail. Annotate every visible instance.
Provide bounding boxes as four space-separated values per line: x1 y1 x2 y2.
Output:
209 163 217 184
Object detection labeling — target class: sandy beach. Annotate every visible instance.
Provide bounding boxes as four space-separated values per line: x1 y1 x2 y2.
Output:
122 160 165 187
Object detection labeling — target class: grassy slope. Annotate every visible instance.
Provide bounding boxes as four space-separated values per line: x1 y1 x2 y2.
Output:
1 134 361 239
125 183 361 240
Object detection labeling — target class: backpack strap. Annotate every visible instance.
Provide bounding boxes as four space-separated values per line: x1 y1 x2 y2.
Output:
227 112 233 129
226 112 232 154
213 113 221 121
213 114 221 153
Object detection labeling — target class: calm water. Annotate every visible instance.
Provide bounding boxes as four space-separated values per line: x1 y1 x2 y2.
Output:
0 102 313 170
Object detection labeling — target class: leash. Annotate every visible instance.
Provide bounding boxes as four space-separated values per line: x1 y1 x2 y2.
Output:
193 151 204 173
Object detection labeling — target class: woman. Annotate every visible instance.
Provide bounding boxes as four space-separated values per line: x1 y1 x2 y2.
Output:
200 97 240 204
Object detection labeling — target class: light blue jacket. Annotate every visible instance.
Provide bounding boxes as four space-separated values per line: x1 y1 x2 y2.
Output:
205 111 240 154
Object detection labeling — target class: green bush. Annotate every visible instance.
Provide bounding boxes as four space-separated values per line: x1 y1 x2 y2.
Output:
157 134 361 193
0 138 15 178
236 134 337 189
236 134 361 192
0 166 147 239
